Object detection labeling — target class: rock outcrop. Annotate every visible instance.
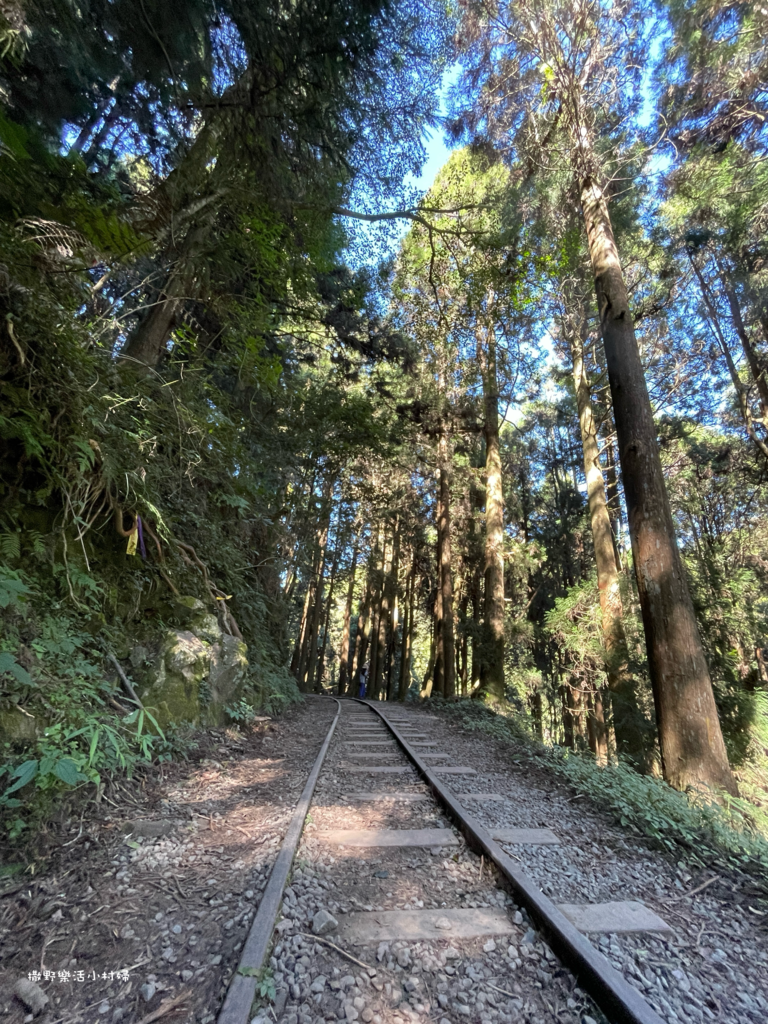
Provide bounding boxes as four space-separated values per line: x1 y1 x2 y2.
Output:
135 598 248 729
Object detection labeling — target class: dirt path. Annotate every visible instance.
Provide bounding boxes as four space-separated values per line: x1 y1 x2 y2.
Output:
0 697 335 1024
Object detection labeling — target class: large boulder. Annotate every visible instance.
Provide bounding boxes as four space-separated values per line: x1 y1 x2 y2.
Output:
138 630 209 729
134 598 248 729
173 596 220 641
206 634 248 725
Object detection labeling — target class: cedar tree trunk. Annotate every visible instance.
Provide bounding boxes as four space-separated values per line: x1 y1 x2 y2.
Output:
580 175 737 796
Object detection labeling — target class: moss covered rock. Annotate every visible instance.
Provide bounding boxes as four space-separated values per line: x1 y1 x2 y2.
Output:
138 630 208 729
0 707 44 749
135 618 249 730
206 634 249 725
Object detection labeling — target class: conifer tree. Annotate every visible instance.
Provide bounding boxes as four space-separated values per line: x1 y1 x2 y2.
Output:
451 0 737 794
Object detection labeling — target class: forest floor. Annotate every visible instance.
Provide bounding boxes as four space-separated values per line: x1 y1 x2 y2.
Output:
1 698 767 1024
0 697 336 1024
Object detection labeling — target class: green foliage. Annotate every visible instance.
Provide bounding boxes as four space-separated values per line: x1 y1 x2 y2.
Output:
225 700 256 725
546 749 768 880
544 575 605 678
0 652 34 687
425 694 533 744
0 569 30 610
237 966 276 1003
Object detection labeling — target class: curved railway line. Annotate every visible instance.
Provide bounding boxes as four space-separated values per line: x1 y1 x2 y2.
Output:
218 700 675 1024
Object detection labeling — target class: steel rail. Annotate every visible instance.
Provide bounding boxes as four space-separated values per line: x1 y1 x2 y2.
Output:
357 699 665 1024
218 698 342 1024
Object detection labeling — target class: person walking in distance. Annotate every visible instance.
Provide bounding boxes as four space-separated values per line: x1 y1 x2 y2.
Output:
358 661 370 700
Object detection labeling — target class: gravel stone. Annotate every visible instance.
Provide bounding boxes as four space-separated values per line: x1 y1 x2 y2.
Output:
140 982 156 1003
312 910 338 935
13 979 49 1015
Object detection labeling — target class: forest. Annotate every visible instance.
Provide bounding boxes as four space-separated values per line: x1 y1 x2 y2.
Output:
1 0 768 848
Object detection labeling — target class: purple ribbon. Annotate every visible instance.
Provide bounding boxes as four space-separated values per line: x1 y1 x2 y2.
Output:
136 515 147 560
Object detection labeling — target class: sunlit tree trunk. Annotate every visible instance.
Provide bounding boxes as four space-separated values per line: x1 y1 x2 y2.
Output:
437 429 456 697
476 326 505 699
560 684 574 748
531 690 543 740
568 322 649 766
315 537 341 692
422 594 437 698
586 689 609 764
470 578 482 688
295 486 332 688
567 681 586 749
303 568 325 693
291 578 314 678
580 170 737 795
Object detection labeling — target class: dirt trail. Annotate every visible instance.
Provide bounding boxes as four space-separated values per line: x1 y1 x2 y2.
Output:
0 698 335 1024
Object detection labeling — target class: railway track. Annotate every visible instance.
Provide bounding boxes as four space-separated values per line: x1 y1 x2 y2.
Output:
218 699 670 1024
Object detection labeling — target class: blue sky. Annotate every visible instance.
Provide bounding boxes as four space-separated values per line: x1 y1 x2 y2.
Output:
410 122 453 192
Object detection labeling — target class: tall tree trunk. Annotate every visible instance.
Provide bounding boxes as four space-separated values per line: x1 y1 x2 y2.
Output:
717 263 768 414
476 326 506 699
532 690 544 741
569 323 649 766
398 559 415 701
373 533 394 700
295 491 332 686
303 540 329 694
560 684 574 748
459 593 469 695
433 556 444 696
580 173 737 795
119 223 209 369
690 255 768 461
369 530 387 699
291 579 314 677
437 430 456 698
422 597 437 698
586 689 609 764
351 553 375 693
315 537 341 692
338 540 360 695
567 681 586 749
385 526 401 701
470 576 482 688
